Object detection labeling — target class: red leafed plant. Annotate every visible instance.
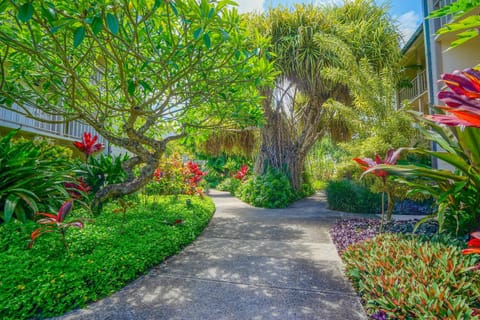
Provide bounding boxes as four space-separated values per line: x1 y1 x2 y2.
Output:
353 149 402 231
425 68 480 127
29 201 84 249
462 231 480 271
73 132 104 161
235 164 249 181
64 177 91 199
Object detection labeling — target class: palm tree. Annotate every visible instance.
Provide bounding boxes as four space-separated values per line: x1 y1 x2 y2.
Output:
249 0 401 191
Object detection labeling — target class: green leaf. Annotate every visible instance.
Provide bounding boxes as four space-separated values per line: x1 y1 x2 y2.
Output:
138 80 152 92
73 26 86 48
91 16 103 35
17 2 34 23
127 80 136 96
169 2 179 16
4 194 20 223
450 29 479 48
208 8 215 19
193 27 203 39
106 13 119 35
203 33 211 49
40 5 56 23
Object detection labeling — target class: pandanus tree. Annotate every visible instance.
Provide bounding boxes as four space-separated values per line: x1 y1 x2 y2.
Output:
0 0 274 208
247 1 401 191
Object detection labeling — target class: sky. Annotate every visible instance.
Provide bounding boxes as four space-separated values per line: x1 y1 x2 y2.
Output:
235 0 423 44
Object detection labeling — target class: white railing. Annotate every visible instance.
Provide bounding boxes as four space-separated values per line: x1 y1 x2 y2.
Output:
398 70 428 103
0 104 107 145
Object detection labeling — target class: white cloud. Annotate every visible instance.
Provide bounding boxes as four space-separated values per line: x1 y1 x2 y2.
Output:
235 0 265 13
396 11 421 45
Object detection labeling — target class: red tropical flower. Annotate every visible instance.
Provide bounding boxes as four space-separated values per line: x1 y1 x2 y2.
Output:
425 68 480 127
153 168 162 180
235 164 249 181
73 132 104 158
462 231 480 255
353 148 401 181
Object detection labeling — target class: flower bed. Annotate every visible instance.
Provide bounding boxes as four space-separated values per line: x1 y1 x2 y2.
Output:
0 195 214 320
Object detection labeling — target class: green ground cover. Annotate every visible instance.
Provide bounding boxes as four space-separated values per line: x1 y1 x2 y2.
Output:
0 195 214 320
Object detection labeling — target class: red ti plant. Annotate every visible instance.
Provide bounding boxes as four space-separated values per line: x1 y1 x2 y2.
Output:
425 68 480 127
29 200 84 249
73 132 104 161
64 177 91 199
462 232 480 271
353 149 402 231
235 164 249 181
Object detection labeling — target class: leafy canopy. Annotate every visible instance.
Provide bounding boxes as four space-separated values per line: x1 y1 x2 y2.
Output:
0 0 275 203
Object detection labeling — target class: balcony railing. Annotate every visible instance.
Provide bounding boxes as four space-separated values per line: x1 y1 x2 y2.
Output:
0 104 107 145
432 0 457 30
398 70 428 104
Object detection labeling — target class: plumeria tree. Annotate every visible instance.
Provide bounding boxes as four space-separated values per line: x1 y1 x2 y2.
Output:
0 0 274 209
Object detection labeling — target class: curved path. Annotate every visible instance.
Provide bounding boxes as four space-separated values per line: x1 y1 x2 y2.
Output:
58 191 367 320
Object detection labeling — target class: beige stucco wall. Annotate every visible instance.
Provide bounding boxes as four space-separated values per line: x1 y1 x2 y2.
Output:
439 35 480 73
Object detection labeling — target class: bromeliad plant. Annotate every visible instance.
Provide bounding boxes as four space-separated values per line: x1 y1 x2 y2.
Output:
29 200 84 249
368 67 480 234
73 132 104 162
353 149 401 231
235 164 249 181
0 129 71 223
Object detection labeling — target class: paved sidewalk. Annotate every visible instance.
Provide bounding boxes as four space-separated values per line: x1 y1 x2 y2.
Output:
57 191 367 320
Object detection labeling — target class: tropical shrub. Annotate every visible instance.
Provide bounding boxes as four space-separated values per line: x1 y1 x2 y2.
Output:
0 130 71 223
29 201 84 249
326 179 381 213
200 154 252 188
216 177 242 195
343 233 480 318
354 149 401 229
375 68 480 235
236 169 296 208
81 153 129 197
0 195 214 319
145 155 205 196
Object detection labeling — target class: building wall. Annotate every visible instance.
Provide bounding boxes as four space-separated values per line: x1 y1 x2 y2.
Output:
440 36 480 73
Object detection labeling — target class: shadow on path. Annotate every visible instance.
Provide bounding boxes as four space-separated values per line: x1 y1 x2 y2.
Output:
56 190 367 320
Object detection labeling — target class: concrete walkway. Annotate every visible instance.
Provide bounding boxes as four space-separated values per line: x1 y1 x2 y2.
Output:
58 191 367 320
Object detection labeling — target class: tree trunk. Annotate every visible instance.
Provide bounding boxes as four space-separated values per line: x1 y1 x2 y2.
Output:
254 88 323 192
91 155 159 213
255 110 309 191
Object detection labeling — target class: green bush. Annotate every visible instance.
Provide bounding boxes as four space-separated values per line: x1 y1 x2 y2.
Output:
216 177 241 195
0 130 72 223
343 233 480 318
82 153 129 196
326 179 381 213
236 169 296 208
0 195 214 319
